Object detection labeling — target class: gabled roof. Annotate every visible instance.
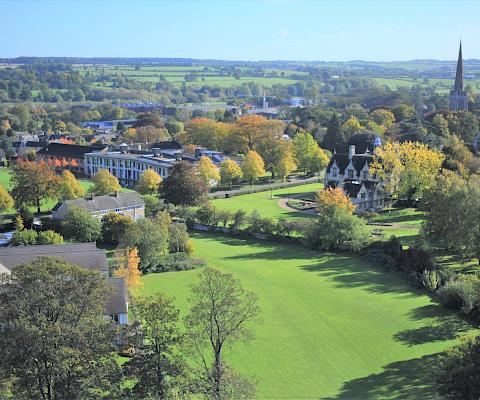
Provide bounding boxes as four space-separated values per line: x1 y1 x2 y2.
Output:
37 143 107 158
326 153 374 175
55 192 145 214
343 182 362 197
0 243 108 273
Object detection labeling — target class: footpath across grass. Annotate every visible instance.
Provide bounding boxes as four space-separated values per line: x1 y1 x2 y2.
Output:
141 232 474 399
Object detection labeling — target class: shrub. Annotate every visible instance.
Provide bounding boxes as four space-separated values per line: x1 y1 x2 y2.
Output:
37 230 64 245
144 252 205 273
438 275 480 317
61 206 102 243
196 203 215 225
230 209 247 230
422 269 441 292
11 229 37 246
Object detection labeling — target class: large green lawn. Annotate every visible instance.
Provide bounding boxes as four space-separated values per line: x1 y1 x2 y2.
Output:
212 182 323 220
141 232 475 399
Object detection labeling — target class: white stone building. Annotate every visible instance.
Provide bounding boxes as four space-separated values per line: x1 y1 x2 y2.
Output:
84 149 175 187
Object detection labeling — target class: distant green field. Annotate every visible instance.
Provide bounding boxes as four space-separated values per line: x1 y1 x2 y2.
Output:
373 77 480 94
74 64 300 89
141 232 475 399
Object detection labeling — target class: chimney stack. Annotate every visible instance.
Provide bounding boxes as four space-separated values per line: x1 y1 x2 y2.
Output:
348 145 355 159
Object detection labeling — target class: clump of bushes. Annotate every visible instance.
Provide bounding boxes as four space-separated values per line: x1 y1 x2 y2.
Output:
143 252 206 273
11 229 64 246
438 274 480 319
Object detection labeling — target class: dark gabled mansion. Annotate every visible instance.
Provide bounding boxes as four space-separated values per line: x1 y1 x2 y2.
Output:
324 145 385 213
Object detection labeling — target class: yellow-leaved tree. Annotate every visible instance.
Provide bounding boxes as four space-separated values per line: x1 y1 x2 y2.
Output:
91 169 121 196
370 141 444 202
198 156 220 188
0 186 14 214
115 247 142 293
59 170 86 200
342 116 363 138
241 151 265 185
219 158 243 188
316 187 356 215
274 145 297 181
136 169 162 195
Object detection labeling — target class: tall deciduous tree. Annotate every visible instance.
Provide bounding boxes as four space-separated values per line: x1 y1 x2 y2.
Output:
341 116 363 138
241 151 265 185
160 162 208 206
59 170 86 200
0 256 121 400
0 186 14 214
274 144 297 181
182 118 230 150
293 131 327 174
185 268 259 400
369 108 395 128
114 247 142 293
370 141 444 202
136 169 162 195
10 160 59 213
198 156 220 188
220 159 243 188
124 294 189 399
90 169 121 196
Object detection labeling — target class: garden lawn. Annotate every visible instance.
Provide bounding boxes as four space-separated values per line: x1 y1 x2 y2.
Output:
141 232 475 399
212 182 323 220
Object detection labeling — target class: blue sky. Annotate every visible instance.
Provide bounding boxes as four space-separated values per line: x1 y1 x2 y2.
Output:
1 0 479 61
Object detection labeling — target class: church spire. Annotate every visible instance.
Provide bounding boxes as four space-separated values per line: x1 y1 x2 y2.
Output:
453 41 464 94
449 41 468 111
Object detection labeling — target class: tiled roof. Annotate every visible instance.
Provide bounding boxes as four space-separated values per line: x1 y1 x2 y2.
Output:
55 192 145 214
37 143 107 158
0 243 107 273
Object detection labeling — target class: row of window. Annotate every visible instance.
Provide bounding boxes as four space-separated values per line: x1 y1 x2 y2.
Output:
331 166 369 180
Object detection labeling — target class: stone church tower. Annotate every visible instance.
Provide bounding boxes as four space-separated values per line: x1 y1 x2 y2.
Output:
449 42 469 111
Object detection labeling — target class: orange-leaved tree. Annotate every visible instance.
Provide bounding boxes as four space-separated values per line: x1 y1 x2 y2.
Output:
115 247 142 293
316 187 355 215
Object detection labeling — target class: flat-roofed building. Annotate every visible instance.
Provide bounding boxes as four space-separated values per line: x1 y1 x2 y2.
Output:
84 150 175 187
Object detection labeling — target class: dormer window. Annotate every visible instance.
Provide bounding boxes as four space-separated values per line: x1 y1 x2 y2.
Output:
347 169 354 179
363 171 368 180
332 167 337 177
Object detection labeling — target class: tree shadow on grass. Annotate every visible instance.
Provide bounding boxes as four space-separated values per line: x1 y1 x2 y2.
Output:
198 232 427 296
301 258 421 297
323 354 441 400
393 304 474 346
